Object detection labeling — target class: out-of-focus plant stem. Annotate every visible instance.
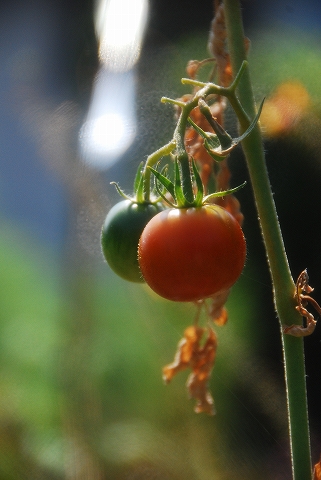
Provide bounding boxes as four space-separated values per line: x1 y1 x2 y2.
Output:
223 1 312 478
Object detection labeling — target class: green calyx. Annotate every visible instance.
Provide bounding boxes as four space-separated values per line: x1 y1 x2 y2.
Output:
149 158 246 208
110 161 149 205
111 140 177 206
111 160 161 206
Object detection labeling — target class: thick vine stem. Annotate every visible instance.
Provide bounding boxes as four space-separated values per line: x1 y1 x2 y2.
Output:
223 0 312 478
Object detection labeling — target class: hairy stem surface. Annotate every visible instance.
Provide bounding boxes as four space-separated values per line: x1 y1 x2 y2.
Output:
223 1 312 478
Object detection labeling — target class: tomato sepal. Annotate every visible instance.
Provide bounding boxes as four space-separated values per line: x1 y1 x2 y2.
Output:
149 158 246 209
202 181 247 204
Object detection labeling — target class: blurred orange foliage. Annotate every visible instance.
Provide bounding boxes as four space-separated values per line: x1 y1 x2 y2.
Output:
260 82 310 137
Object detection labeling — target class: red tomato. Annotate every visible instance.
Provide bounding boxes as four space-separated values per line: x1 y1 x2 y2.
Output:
138 205 246 302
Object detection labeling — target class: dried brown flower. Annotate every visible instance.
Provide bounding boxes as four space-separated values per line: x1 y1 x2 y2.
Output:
208 288 230 326
163 326 217 415
314 455 321 480
283 269 320 337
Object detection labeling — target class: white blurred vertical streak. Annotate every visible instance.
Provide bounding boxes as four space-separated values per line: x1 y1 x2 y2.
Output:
96 0 148 72
80 0 149 167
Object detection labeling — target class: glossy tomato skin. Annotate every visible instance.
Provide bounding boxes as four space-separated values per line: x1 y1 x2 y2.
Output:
101 200 163 283
138 205 246 301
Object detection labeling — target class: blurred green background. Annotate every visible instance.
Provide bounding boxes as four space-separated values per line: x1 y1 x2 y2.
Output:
0 0 321 478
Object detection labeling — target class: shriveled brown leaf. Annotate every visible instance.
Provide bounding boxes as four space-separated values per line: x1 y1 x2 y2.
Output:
208 4 231 87
313 455 321 480
187 327 217 415
163 326 204 383
284 269 319 337
208 288 230 325
186 60 201 79
163 326 217 415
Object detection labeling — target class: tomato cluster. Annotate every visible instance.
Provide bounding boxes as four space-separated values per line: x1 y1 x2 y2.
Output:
99 58 264 302
102 199 246 301
138 204 246 302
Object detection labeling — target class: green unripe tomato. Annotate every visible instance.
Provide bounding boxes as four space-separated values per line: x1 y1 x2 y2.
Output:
101 200 163 282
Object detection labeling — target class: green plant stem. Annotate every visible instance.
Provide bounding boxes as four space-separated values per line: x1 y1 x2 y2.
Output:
223 0 312 478
143 141 176 202
173 104 195 203
173 63 251 202
168 81 232 203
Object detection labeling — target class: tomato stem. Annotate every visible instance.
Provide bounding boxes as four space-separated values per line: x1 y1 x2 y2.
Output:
161 97 186 108
223 0 312 478
143 140 176 203
154 59 259 208
171 62 254 205
171 83 226 204
173 103 195 203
